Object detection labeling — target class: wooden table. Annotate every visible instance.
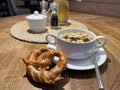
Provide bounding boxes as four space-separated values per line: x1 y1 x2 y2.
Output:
0 12 120 90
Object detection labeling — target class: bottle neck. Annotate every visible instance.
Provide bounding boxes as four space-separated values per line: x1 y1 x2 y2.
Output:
52 9 57 14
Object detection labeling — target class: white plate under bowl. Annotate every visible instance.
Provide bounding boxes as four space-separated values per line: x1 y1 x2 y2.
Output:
47 44 107 70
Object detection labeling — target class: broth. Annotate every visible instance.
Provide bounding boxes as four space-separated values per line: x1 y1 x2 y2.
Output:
59 32 93 43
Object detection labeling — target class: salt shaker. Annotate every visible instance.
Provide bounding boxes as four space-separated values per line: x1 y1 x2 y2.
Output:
40 0 48 15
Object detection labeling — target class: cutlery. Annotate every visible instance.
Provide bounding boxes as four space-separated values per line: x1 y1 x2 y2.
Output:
92 49 104 89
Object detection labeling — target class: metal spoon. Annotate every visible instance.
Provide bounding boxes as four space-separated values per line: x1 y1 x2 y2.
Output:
92 49 104 89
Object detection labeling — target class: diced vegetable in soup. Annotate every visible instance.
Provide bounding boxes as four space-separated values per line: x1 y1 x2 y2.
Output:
59 32 93 43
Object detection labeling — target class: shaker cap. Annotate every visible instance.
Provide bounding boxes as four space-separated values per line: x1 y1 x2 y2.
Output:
52 2 59 9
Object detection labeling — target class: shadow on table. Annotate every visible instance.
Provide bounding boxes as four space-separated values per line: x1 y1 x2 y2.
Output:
23 70 69 90
27 28 48 34
67 58 110 79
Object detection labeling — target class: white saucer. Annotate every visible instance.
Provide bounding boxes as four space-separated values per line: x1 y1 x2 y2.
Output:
47 44 107 70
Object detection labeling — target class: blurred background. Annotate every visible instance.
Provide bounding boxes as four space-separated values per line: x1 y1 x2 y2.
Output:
0 0 120 17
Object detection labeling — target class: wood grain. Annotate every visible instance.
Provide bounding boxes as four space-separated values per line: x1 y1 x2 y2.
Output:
0 12 120 90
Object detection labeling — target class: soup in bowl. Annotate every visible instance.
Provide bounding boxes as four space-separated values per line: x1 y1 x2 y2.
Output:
46 28 106 59
59 31 93 43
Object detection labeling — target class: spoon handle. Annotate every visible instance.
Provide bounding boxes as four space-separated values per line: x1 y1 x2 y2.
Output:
93 49 104 89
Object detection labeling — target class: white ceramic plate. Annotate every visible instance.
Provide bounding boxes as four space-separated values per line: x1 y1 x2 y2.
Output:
47 44 107 70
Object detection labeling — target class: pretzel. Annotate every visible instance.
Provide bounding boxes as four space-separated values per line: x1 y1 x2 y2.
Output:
23 47 53 67
23 47 67 84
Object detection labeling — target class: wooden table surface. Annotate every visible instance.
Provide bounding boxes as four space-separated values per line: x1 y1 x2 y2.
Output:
0 12 120 90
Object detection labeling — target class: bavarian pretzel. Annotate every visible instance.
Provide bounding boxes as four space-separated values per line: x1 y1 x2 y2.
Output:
23 47 67 84
23 47 53 67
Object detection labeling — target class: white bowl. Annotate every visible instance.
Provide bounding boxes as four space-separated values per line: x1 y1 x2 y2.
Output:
26 11 47 33
46 28 106 59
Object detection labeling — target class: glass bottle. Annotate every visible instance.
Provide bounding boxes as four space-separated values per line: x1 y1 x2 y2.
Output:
50 2 59 29
54 0 69 25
